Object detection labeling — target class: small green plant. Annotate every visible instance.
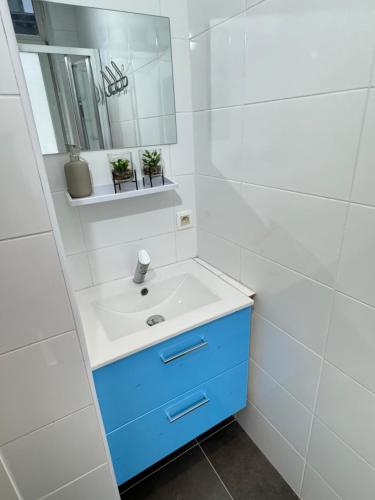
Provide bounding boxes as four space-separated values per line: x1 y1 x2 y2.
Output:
111 158 130 173
142 149 161 175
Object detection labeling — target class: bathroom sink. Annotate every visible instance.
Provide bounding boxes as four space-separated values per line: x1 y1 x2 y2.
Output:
76 259 253 369
95 274 219 339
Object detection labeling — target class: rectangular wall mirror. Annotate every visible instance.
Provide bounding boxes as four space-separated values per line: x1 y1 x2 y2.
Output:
9 0 177 154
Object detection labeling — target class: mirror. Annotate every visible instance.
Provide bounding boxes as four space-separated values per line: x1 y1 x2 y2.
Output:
10 0 177 154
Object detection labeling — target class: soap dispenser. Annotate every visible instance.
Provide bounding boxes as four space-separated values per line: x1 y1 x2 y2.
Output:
64 144 93 198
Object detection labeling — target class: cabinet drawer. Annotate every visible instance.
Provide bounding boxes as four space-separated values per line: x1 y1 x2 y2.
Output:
94 308 251 432
107 361 248 485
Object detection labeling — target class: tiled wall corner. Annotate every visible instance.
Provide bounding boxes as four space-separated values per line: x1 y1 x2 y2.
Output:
190 0 375 497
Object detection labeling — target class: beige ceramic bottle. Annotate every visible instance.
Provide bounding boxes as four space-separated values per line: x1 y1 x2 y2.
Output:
64 145 93 198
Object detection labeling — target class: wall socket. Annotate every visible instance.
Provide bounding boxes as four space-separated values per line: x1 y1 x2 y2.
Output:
176 210 193 230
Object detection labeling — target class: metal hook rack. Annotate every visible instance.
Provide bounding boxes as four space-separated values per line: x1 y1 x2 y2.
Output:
101 60 129 97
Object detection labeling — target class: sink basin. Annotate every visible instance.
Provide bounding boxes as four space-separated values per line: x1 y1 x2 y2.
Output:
95 274 219 339
76 259 253 369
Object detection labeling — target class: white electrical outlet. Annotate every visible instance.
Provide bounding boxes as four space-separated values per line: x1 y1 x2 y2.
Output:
176 210 193 230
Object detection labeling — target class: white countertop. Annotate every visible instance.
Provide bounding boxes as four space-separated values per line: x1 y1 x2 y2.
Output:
76 259 253 370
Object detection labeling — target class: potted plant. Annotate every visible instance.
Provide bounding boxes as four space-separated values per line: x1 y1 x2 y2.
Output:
110 157 133 182
141 149 162 177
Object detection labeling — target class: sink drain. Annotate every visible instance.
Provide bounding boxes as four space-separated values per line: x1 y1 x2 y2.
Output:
146 314 165 327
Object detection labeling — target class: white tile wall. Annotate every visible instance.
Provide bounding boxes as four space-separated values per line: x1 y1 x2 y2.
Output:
0 331 91 445
2 406 106 500
0 233 74 354
241 249 333 354
301 465 341 500
42 464 118 500
337 204 375 306
244 0 375 103
250 314 321 410
307 420 375 500
249 361 312 456
190 0 375 497
0 457 17 500
0 96 51 240
326 293 375 393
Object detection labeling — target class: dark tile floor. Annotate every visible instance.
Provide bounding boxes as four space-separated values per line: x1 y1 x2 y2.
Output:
120 419 298 499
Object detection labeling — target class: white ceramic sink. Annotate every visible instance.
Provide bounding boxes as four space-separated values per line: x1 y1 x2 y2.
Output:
95 274 219 339
76 259 253 369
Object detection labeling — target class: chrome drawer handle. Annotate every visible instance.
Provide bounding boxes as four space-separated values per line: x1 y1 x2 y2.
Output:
160 339 208 364
167 396 210 423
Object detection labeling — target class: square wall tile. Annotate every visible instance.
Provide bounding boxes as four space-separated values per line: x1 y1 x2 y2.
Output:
188 0 245 38
239 184 347 286
316 362 375 469
241 249 333 354
190 15 245 111
65 253 92 291
326 293 375 394
244 0 375 103
170 113 195 175
0 96 50 240
79 192 175 250
197 229 241 279
237 403 304 494
337 204 375 307
308 419 375 500
52 192 85 255
249 361 312 456
42 464 117 500
1 406 106 500
0 457 17 500
0 233 74 354
301 465 341 500
251 314 321 410
194 107 244 179
0 23 18 93
0 331 91 445
239 91 366 199
352 89 375 206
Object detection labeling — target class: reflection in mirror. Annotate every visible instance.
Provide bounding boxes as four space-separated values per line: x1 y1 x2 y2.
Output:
9 0 177 154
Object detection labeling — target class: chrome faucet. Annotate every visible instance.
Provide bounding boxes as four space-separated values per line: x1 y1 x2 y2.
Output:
133 249 151 284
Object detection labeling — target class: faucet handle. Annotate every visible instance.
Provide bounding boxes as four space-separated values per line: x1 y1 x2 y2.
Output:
138 249 150 265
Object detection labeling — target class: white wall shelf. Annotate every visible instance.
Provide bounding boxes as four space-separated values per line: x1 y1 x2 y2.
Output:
65 177 178 207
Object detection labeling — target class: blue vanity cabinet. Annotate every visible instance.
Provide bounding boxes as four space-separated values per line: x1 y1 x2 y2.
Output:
93 306 252 485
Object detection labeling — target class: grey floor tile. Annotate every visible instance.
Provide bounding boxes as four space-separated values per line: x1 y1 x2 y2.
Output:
121 445 231 500
200 421 298 500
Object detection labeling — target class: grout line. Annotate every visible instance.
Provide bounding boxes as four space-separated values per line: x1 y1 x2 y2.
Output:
0 403 93 448
191 87 369 114
0 229 52 244
196 172 353 205
253 312 322 359
189 0 267 40
199 226 335 292
250 358 315 416
0 329 76 358
121 442 199 494
302 463 343 500
39 463 108 499
198 443 235 500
